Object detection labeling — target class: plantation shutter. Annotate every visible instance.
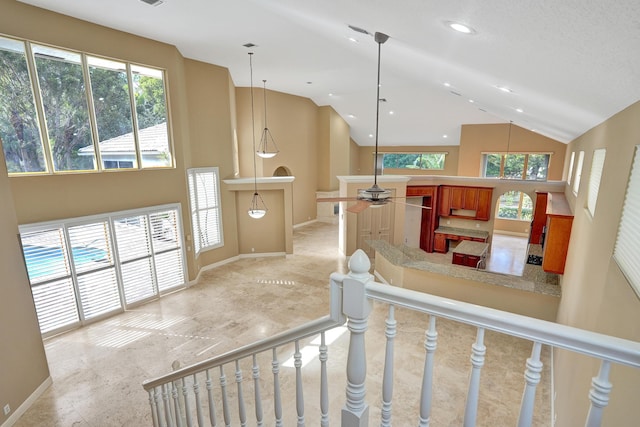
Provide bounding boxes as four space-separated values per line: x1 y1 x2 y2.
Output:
188 167 223 254
21 227 79 334
149 209 185 291
114 215 156 305
614 145 640 297
67 221 121 319
587 149 606 217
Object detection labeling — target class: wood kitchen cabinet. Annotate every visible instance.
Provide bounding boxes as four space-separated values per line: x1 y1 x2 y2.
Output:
475 188 493 221
433 232 448 253
438 185 493 221
530 192 548 244
406 185 438 252
541 192 574 274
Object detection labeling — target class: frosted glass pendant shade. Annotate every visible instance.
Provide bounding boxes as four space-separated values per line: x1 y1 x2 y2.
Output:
248 192 267 219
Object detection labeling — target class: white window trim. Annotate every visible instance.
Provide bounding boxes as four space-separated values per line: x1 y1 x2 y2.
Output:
573 151 585 195
567 151 576 186
187 167 224 255
587 149 606 217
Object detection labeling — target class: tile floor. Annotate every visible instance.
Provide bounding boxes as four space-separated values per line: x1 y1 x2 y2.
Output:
14 222 551 426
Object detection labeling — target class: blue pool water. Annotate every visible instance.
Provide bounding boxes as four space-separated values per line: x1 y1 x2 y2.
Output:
23 245 108 279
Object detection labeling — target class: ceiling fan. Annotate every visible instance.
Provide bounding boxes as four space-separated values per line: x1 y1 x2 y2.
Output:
317 31 426 214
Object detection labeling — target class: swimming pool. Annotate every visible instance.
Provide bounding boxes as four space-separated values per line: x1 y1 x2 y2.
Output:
23 245 108 280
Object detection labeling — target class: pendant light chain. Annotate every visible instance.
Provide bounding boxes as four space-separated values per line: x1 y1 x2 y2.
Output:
374 39 382 187
249 52 258 195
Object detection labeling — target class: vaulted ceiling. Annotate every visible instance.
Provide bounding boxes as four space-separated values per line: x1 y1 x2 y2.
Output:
19 0 640 147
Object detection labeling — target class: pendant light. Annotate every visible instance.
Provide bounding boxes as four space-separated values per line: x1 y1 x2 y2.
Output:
256 79 279 158
247 52 267 219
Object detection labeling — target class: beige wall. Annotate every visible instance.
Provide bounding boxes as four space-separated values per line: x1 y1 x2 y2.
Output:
553 101 640 427
357 145 460 176
0 147 50 425
458 123 566 179
235 87 320 224
316 106 351 191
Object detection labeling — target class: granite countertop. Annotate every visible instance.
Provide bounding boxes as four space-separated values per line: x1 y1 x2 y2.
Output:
368 240 560 298
434 226 490 239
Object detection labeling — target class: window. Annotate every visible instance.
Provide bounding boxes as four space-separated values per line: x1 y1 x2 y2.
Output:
381 152 446 171
482 153 550 180
573 151 585 195
614 146 640 297
567 151 576 185
188 168 223 254
587 149 606 217
0 35 172 175
496 191 533 221
20 204 186 336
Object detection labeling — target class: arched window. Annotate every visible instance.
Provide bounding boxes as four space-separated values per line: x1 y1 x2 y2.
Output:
496 191 533 221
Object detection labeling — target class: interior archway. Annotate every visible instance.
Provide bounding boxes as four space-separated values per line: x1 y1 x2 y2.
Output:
273 166 291 177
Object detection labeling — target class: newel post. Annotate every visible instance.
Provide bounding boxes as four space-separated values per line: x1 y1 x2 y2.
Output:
342 249 373 427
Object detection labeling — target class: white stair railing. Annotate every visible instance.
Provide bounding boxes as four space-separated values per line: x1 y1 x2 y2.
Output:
143 249 640 426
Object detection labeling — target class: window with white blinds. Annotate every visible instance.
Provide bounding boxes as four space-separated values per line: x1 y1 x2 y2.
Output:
567 151 576 185
573 151 585 195
587 149 606 217
614 145 640 297
20 204 187 336
187 167 223 254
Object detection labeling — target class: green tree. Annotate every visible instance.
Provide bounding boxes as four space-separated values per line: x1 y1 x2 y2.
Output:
0 49 45 173
134 75 166 129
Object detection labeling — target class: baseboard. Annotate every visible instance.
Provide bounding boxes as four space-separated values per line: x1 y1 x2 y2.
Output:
1 376 52 427
294 219 317 229
239 252 286 259
189 255 241 286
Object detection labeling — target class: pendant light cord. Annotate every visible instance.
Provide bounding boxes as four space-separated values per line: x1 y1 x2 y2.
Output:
262 80 268 132
249 52 258 195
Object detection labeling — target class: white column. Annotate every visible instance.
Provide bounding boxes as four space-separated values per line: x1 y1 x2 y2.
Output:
517 342 543 427
419 315 437 427
463 327 486 427
341 249 373 427
585 360 612 427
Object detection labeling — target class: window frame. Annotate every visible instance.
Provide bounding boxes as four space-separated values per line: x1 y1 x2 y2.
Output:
187 167 224 255
481 152 551 180
380 152 447 172
573 151 585 195
496 190 533 221
587 149 606 217
0 35 173 176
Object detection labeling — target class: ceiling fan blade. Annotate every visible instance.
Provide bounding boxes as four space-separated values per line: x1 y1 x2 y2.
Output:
316 197 358 202
389 199 432 210
347 200 371 213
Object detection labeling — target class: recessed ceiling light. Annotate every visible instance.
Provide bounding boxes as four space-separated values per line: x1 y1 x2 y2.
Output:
469 99 475 103
444 82 451 87
389 111 395 115
443 134 448 138
328 93 334 97
445 21 476 34
348 114 356 119
516 108 524 113
347 37 359 43
368 134 374 138
495 85 514 93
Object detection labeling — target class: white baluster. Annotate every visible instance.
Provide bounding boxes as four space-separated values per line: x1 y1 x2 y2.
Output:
193 374 204 427
380 305 396 427
341 249 373 427
272 348 283 427
172 382 183 427
149 389 160 427
518 342 543 427
463 327 486 427
294 340 305 426
419 315 437 427
205 369 217 427
319 332 329 427
183 376 193 427
252 354 264 426
219 366 231 427
163 383 175 427
235 360 247 427
155 387 165 427
585 360 612 427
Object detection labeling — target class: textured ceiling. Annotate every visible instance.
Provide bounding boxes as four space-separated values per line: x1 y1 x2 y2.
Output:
17 0 640 147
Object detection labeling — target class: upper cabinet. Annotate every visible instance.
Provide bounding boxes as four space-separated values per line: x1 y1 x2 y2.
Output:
438 185 493 221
